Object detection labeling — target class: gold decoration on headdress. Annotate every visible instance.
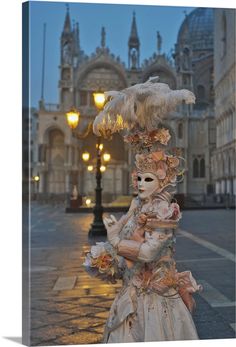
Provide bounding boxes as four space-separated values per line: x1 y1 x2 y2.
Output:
96 113 128 139
124 128 171 151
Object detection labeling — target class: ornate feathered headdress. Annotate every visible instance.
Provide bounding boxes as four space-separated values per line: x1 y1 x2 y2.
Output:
93 77 195 193
93 76 195 138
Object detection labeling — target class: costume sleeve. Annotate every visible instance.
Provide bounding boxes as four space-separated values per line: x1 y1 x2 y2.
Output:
117 230 173 263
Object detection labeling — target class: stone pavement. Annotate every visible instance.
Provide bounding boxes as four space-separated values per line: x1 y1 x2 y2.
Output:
29 202 235 345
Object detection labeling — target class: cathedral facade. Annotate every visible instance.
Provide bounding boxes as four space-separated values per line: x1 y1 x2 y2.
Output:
35 7 226 204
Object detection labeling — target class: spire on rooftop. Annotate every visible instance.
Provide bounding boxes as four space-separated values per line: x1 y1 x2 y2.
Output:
63 4 71 34
128 11 140 48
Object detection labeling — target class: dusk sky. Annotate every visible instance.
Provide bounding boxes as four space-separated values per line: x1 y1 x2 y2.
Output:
29 1 196 108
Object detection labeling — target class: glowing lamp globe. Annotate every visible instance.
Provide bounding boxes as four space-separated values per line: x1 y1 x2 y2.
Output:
33 175 40 182
82 152 90 162
96 143 104 151
93 92 105 110
66 108 80 129
85 198 91 206
103 153 111 162
100 165 106 173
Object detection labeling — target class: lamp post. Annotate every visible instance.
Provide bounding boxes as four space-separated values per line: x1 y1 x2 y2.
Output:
88 135 106 236
82 145 111 237
33 175 40 200
89 92 108 237
65 91 109 237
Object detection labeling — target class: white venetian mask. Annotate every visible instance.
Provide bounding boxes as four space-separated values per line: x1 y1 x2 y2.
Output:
137 172 159 200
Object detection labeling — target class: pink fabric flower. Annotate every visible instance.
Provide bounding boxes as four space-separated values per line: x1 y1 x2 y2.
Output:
156 201 173 220
151 151 165 161
156 161 168 179
159 128 171 145
170 203 182 221
167 156 180 168
156 169 166 179
177 271 203 293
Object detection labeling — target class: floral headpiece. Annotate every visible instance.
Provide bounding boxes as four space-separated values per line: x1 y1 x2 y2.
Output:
124 127 171 152
132 149 185 192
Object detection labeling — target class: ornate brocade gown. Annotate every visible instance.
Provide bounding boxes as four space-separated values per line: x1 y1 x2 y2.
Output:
103 197 200 343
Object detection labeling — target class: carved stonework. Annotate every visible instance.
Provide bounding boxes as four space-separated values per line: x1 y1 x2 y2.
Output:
35 7 235 197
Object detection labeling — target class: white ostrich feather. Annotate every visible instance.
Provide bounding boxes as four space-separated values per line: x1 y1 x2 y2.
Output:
93 77 195 136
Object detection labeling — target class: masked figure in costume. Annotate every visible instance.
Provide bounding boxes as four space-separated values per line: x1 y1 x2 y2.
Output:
84 78 202 343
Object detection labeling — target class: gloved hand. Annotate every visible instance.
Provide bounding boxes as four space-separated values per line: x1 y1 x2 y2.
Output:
103 214 126 248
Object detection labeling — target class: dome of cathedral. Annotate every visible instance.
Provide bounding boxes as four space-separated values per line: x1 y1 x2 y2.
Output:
177 8 213 51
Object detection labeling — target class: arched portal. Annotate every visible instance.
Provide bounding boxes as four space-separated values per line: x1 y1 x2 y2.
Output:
45 128 66 194
76 61 127 109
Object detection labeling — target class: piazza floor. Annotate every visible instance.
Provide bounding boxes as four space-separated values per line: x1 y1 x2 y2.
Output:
27 202 235 345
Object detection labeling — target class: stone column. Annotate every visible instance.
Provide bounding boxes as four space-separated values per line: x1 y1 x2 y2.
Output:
183 148 188 195
39 144 45 163
226 179 231 194
65 171 70 193
221 180 226 194
183 116 189 196
39 171 44 193
65 145 68 165
233 178 236 195
75 145 78 168
68 146 72 166
78 167 83 195
216 181 220 194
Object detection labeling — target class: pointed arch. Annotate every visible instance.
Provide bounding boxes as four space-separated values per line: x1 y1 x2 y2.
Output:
200 158 205 177
193 158 199 178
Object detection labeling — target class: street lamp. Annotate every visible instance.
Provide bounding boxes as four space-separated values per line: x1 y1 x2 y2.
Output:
85 198 92 206
103 153 111 162
82 151 90 162
33 175 40 200
33 175 40 182
100 165 106 173
97 143 104 151
66 108 93 138
93 92 106 110
88 91 109 237
82 143 111 237
65 91 109 237
65 108 80 129
87 165 93 172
